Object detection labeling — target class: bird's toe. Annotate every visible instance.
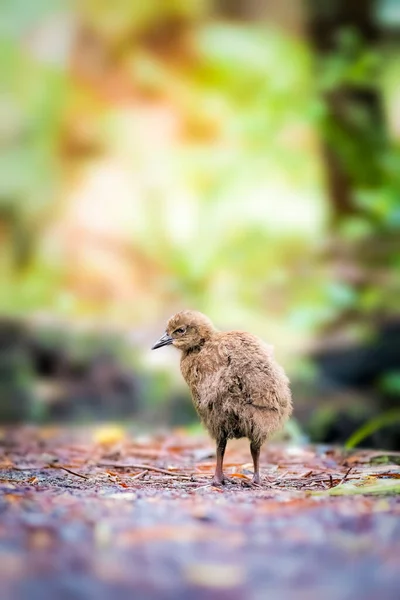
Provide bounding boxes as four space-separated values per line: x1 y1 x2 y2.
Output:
211 475 226 487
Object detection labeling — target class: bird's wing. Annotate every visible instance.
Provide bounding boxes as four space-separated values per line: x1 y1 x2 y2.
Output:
217 332 291 413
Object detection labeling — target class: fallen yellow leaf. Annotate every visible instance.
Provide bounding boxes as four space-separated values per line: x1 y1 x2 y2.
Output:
93 425 125 445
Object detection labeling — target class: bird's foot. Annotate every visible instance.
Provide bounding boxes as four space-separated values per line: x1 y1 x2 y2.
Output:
225 475 259 487
211 474 226 487
211 473 262 488
237 477 260 488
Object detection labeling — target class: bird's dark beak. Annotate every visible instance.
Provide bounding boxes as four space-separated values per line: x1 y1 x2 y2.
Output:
151 332 173 350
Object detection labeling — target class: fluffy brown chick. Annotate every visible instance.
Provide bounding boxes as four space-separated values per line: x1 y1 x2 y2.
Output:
152 310 292 486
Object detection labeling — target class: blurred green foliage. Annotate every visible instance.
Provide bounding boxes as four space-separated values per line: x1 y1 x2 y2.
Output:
345 410 400 449
1 1 399 434
1 0 327 340
319 28 400 219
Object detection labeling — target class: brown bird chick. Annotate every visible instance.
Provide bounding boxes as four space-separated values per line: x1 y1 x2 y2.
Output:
152 310 292 486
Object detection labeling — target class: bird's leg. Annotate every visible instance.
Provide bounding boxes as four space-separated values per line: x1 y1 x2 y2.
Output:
250 441 261 485
212 437 227 486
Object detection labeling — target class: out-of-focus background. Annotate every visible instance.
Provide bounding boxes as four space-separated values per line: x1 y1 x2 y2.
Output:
1 0 399 448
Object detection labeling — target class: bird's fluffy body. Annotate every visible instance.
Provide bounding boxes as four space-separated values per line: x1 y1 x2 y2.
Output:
164 310 292 446
181 330 292 445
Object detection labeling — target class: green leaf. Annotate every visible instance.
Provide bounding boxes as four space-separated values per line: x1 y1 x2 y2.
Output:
345 410 400 449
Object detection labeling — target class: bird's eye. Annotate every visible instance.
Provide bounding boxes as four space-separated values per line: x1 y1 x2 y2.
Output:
173 327 186 335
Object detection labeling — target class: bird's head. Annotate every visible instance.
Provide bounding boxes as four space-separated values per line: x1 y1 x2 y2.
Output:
151 310 216 352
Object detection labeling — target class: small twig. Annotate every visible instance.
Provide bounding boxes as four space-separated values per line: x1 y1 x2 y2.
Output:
329 474 334 488
98 462 193 480
130 470 148 481
333 467 353 488
195 483 213 490
302 471 314 478
12 464 89 480
13 466 40 471
48 464 89 480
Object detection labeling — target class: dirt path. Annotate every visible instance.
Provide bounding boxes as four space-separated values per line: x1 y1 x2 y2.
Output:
0 427 399 599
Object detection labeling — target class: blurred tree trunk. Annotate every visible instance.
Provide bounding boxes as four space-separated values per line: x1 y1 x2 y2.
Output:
305 2 400 429
215 0 306 35
306 0 400 326
306 0 386 224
